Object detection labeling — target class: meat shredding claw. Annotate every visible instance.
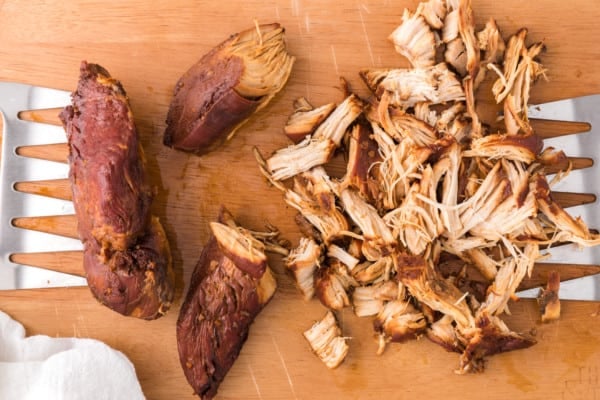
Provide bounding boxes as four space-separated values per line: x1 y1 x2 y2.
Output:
517 95 600 300
0 82 86 290
0 83 599 299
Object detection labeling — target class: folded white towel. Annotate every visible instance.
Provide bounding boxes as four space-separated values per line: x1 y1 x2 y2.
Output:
0 309 145 400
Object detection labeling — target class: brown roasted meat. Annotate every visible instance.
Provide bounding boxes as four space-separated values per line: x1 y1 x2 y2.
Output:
176 207 277 399
163 23 294 154
60 61 174 319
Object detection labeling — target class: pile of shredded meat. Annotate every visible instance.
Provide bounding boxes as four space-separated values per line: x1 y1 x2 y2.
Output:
257 0 600 373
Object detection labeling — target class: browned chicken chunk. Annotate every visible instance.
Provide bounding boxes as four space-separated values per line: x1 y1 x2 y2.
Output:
176 207 277 399
164 23 294 154
60 61 174 319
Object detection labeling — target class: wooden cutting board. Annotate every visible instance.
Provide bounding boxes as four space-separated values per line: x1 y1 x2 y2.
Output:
1 1 600 399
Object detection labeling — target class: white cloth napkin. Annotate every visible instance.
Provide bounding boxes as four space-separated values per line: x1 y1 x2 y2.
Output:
0 309 145 400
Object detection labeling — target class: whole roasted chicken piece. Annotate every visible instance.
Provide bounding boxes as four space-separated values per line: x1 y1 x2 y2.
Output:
164 23 295 154
177 207 277 399
60 61 174 319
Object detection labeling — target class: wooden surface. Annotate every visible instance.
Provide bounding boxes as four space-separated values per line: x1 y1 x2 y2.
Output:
1 0 599 399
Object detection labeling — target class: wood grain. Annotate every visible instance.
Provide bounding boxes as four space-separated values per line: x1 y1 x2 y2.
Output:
0 1 599 399
17 107 63 126
11 215 79 239
9 251 84 276
15 143 68 163
525 262 600 291
552 191 597 209
13 178 72 200
544 156 593 175
531 119 591 138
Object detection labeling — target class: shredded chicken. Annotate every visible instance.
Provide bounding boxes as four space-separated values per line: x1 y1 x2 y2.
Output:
340 187 396 260
442 8 459 43
352 256 394 284
303 311 349 369
538 270 561 322
475 18 505 88
455 0 479 78
285 237 322 300
284 97 336 143
315 260 357 310
427 314 463 353
328 244 360 271
389 9 437 68
266 94 362 180
489 29 547 135
361 63 465 109
374 299 427 354
341 122 381 203
352 280 399 317
256 0 599 375
417 0 447 30
266 137 337 181
395 253 475 330
457 312 536 374
445 38 467 76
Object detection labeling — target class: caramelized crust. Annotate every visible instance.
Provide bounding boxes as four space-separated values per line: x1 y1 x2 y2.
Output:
164 53 258 152
164 23 294 154
61 62 153 253
176 208 276 399
60 61 174 320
